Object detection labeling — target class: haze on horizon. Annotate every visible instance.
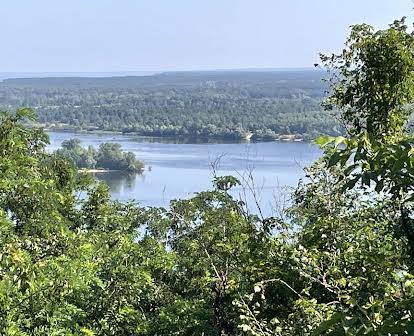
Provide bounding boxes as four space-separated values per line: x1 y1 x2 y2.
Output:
1 0 413 73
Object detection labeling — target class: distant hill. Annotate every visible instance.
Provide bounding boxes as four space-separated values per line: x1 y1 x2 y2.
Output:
1 69 325 89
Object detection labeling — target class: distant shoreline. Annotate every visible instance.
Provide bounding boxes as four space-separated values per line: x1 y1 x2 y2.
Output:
42 126 308 143
78 168 144 174
78 168 116 173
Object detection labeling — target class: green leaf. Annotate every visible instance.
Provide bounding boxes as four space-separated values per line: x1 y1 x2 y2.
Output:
374 179 384 192
311 313 345 336
328 152 342 167
314 136 335 148
344 176 360 190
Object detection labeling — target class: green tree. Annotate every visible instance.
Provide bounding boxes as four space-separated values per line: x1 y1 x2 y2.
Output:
317 17 414 254
84 145 97 169
303 17 414 334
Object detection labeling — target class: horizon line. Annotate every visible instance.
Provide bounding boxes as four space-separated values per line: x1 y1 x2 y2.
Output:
0 67 321 80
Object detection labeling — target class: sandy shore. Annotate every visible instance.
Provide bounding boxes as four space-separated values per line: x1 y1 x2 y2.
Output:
77 168 116 173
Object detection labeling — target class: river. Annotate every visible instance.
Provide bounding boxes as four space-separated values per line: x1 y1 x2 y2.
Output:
47 131 322 216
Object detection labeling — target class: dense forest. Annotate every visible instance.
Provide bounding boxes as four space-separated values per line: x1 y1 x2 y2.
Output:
55 138 144 172
2 18 414 336
0 70 341 140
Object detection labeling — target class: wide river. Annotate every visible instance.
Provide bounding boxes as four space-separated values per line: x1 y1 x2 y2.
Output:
48 132 322 216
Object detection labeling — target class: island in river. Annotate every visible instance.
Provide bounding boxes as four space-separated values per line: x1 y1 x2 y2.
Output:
54 138 144 173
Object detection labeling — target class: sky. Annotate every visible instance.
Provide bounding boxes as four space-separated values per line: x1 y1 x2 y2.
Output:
0 0 413 72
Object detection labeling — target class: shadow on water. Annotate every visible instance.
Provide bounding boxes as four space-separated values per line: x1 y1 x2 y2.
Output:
93 171 139 194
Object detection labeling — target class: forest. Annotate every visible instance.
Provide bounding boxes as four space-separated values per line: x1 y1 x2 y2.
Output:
2 18 414 336
0 70 341 140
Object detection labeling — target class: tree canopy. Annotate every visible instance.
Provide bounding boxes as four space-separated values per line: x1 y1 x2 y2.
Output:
55 138 144 172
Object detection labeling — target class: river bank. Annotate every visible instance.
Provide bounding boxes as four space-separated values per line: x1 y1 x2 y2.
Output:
39 125 309 143
78 168 144 174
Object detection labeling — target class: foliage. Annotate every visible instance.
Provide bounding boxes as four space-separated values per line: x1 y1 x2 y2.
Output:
317 17 414 256
55 138 144 172
320 18 414 140
292 17 414 334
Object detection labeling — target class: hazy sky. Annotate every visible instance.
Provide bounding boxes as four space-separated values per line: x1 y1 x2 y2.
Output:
1 0 413 72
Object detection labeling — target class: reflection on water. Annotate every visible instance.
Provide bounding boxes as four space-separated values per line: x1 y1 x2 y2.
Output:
94 172 139 194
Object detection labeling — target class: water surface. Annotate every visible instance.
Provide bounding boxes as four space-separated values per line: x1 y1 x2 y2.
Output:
48 132 321 216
